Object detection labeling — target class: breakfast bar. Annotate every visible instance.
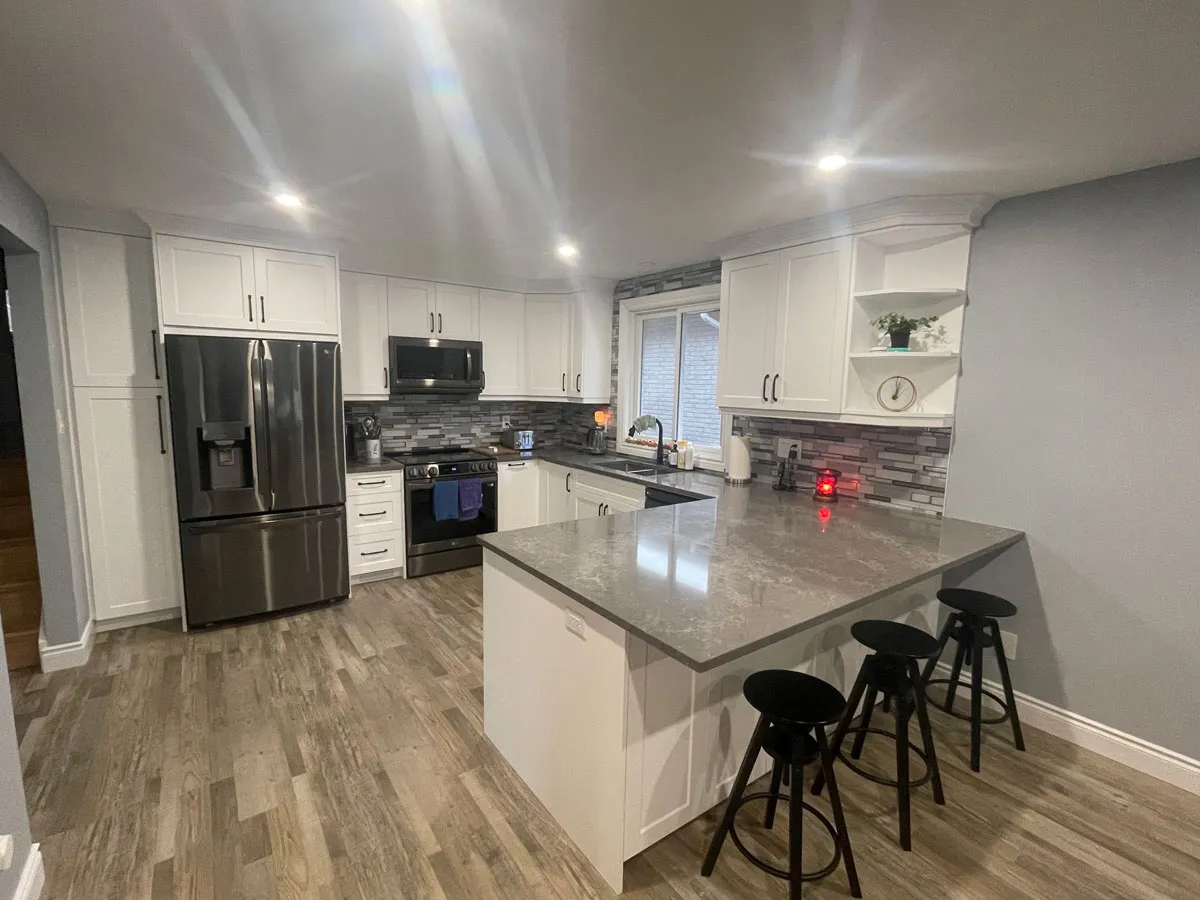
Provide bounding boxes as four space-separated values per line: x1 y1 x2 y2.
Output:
478 477 1024 891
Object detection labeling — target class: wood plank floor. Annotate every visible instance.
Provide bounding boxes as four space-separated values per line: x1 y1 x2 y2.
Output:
11 570 1200 900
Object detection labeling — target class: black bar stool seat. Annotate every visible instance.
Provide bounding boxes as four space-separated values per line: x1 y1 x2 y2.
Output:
813 620 945 850
921 588 1026 772
701 670 861 899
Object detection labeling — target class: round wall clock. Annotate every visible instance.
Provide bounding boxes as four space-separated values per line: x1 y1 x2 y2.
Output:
877 375 917 412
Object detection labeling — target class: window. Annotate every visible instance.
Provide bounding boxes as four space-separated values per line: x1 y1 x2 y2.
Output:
620 288 727 465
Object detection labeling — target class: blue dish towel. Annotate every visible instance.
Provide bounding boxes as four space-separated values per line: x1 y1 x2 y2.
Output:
433 480 460 521
459 478 484 521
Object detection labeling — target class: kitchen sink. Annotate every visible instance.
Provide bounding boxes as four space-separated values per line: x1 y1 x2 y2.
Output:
593 459 676 475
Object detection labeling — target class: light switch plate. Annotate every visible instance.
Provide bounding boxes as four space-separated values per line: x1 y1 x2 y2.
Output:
776 438 801 458
501 415 512 429
565 611 586 639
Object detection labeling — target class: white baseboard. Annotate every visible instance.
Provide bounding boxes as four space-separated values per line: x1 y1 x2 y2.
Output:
13 844 44 900
934 663 1200 796
93 607 181 633
38 619 94 673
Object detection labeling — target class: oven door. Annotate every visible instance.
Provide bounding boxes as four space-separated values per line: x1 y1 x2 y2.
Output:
389 336 484 394
405 474 498 556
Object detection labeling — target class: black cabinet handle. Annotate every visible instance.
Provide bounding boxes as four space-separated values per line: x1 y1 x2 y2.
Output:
576 373 581 393
762 374 769 402
248 294 254 322
357 479 387 486
151 329 160 379
259 296 266 322
562 373 566 391
566 472 571 493
438 313 443 333
383 367 388 389
155 395 166 455
506 462 526 468
772 374 779 402
360 548 389 557
358 510 388 518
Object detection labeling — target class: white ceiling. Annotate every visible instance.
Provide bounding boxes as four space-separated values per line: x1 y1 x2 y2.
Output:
3 0 1199 284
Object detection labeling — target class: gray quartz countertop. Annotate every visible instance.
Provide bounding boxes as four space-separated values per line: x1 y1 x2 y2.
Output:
478 471 1024 672
346 458 407 474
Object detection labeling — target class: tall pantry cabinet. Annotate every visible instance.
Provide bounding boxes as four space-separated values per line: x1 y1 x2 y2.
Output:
58 227 181 623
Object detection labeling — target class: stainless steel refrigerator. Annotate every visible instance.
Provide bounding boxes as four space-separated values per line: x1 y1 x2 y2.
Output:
165 335 348 627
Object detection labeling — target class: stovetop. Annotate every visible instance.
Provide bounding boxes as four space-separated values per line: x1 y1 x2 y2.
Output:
385 447 497 479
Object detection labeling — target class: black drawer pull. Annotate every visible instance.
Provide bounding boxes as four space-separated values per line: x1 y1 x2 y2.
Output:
356 479 387 486
358 510 388 518
360 548 389 557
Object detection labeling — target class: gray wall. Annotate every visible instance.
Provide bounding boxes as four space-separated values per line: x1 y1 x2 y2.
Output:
0 153 90 649
946 159 1200 759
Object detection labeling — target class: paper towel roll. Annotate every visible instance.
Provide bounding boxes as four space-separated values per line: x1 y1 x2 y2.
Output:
725 435 752 482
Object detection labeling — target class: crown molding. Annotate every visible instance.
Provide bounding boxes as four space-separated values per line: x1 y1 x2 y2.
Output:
714 193 996 260
139 210 339 255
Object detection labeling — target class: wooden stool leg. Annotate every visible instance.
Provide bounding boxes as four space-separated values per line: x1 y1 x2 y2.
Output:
921 612 960 685
815 729 862 899
764 760 784 829
909 660 945 805
788 754 805 900
895 692 912 851
988 619 1026 752
702 715 767 876
849 684 879 760
969 619 985 772
943 634 969 713
812 662 869 796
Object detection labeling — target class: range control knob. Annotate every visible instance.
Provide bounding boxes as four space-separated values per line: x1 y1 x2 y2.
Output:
426 464 439 478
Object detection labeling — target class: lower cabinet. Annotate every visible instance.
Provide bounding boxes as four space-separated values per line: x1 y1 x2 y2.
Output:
572 481 645 517
74 387 180 621
538 463 574 524
498 460 539 531
346 471 406 580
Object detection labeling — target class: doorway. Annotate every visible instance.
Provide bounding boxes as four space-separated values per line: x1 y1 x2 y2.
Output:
0 249 42 670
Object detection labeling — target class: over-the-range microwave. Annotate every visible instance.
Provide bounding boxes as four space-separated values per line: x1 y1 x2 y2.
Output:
388 336 485 395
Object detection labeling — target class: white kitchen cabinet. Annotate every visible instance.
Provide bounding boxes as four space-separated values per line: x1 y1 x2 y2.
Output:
568 288 614 403
479 289 526 397
717 251 779 410
387 277 437 337
571 491 605 519
573 479 644 516
59 228 161 388
525 294 572 398
498 460 539 531
435 283 479 340
538 462 574 524
73 386 179 621
773 238 851 414
157 235 257 331
156 234 337 335
252 247 338 335
345 471 405 580
341 272 390 399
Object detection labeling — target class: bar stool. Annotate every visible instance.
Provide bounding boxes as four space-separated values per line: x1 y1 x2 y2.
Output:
811 620 945 850
701 669 861 899
921 588 1025 771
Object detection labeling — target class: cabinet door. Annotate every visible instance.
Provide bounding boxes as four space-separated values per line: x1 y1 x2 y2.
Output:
525 294 571 398
537 463 573 524
252 247 338 335
572 493 604 519
157 235 256 331
340 272 390 399
605 494 644 514
773 238 851 414
74 387 179 621
716 251 779 410
498 461 539 531
387 278 436 337
434 284 480 340
60 228 160 387
479 289 526 397
574 288 613 402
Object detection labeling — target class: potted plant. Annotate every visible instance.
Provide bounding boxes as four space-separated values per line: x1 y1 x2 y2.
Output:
871 312 939 349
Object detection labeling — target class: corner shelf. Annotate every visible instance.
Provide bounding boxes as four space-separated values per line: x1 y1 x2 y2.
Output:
848 350 960 360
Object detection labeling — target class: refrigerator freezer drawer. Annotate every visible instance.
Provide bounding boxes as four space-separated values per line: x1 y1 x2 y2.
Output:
181 506 349 627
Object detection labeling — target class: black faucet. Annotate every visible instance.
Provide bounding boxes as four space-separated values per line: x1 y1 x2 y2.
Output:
628 417 665 465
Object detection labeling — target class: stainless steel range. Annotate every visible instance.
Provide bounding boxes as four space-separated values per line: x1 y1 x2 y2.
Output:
394 447 498 577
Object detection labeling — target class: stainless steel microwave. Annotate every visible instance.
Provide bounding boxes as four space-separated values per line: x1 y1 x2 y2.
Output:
388 336 484 395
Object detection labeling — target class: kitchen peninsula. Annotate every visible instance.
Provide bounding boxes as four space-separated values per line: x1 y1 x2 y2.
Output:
478 464 1023 891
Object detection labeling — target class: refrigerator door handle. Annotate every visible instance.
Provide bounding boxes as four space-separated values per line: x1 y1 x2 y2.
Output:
249 341 272 510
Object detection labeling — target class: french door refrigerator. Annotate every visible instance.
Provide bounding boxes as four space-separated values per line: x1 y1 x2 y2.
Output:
165 335 348 627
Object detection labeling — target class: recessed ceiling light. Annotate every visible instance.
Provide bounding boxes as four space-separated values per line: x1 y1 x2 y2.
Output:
556 241 579 261
817 154 847 172
274 192 304 208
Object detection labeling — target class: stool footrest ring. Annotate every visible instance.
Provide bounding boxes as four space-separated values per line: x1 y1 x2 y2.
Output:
728 790 842 882
838 726 932 789
924 678 1012 725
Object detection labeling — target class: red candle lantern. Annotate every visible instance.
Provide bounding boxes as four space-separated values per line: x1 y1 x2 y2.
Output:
814 468 840 502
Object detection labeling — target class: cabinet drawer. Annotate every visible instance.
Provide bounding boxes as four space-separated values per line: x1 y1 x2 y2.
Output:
346 472 399 495
348 495 400 536
573 470 647 504
349 534 402 575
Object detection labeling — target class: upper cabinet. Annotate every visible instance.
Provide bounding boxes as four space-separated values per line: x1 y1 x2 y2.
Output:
59 228 161 388
156 235 337 336
341 271 389 400
569 288 613 403
525 293 572 397
386 278 479 339
717 252 781 411
479 289 526 397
